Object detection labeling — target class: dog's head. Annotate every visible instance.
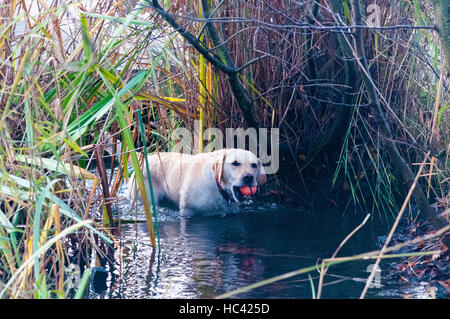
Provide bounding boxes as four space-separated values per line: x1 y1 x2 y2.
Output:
212 148 266 202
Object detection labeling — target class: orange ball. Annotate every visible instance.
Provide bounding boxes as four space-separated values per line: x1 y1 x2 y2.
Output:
239 185 257 196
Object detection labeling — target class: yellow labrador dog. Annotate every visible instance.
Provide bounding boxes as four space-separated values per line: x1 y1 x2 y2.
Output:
128 149 266 216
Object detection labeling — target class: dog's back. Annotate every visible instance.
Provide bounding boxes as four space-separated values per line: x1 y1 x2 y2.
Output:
128 152 194 208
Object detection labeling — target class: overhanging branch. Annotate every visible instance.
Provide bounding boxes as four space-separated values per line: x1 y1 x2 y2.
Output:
149 0 237 76
149 0 259 128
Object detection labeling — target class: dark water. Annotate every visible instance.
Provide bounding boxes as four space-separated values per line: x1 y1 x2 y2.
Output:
86 202 432 299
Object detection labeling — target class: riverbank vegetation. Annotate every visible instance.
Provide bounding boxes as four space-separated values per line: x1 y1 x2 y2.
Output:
0 0 449 298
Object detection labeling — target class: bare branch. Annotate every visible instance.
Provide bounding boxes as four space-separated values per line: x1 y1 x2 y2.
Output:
149 0 237 76
236 54 270 73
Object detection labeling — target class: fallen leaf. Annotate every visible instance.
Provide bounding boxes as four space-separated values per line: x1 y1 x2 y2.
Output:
415 268 427 279
439 279 450 289
399 275 409 283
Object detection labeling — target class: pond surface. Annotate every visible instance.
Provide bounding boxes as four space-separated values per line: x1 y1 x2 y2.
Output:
86 199 433 299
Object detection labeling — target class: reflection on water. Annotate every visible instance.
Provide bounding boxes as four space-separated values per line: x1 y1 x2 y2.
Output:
86 204 432 299
81 169 434 299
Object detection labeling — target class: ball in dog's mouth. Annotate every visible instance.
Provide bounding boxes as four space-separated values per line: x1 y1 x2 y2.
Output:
232 185 257 201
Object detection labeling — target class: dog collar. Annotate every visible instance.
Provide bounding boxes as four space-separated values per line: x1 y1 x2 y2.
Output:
215 178 233 202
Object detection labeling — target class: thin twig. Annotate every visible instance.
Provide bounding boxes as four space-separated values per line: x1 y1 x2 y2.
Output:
236 54 270 73
152 14 438 32
317 213 371 299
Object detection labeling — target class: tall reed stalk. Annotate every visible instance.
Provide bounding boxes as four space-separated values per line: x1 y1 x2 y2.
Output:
1 0 448 298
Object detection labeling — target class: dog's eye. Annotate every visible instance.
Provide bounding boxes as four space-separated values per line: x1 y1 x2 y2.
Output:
232 161 240 166
251 163 257 168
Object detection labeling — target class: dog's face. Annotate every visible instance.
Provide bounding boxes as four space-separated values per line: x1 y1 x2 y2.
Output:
212 149 266 202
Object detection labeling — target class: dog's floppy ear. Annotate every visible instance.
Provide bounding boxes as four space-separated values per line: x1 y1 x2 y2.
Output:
256 159 266 184
212 150 226 183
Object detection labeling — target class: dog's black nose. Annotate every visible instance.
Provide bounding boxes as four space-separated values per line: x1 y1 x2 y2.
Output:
243 175 254 185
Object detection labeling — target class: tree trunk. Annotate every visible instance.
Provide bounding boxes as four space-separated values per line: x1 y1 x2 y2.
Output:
200 0 258 129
